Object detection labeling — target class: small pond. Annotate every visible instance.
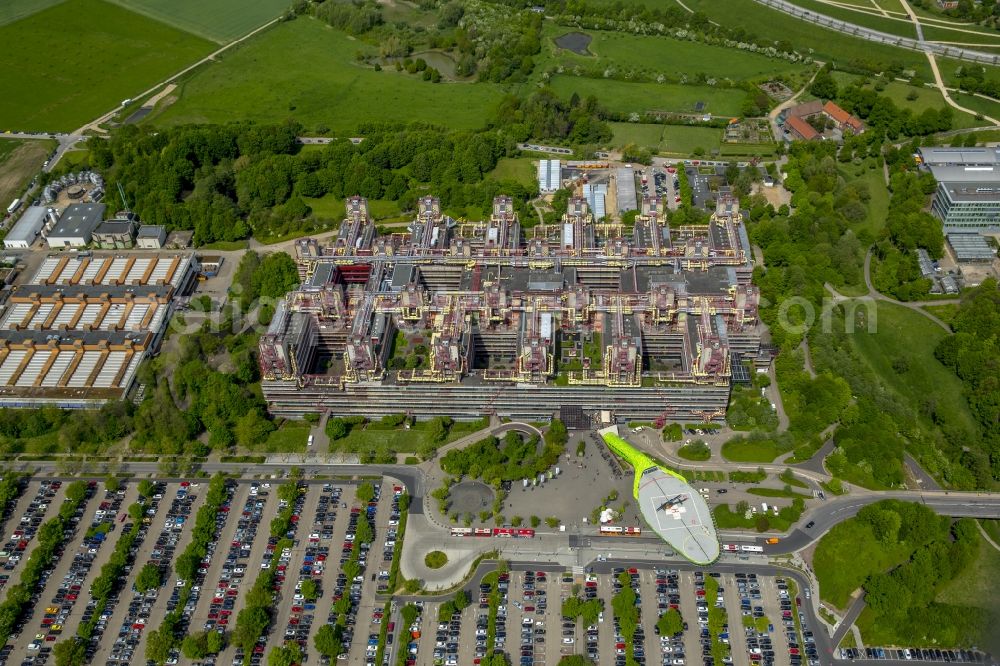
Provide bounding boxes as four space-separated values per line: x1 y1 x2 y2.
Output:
554 31 592 55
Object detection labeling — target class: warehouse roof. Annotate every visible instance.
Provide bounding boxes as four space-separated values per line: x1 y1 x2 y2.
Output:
5 206 47 245
49 204 105 239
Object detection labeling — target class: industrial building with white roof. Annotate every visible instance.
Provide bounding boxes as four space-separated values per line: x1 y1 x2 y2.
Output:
0 253 196 408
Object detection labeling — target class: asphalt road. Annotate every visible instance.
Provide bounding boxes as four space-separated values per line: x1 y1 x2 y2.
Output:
15 461 1000 555
768 491 1000 554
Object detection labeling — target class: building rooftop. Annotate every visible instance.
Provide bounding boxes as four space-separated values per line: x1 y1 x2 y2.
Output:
939 181 1000 201
929 165 1000 183
5 206 47 245
787 100 823 118
137 225 166 239
785 116 819 140
920 146 1000 166
49 203 105 239
947 233 996 261
94 219 135 236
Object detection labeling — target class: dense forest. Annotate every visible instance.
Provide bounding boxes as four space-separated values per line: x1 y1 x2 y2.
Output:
935 279 1000 482
84 104 614 246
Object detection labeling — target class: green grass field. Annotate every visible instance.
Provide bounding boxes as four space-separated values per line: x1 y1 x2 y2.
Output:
305 194 403 221
488 158 537 187
782 0 917 38
660 125 726 155
332 418 488 455
847 301 980 436
153 17 504 132
545 26 808 81
0 0 65 26
922 303 960 327
935 528 1000 612
875 82 984 129
255 421 309 453
922 24 1000 51
0 140 23 162
548 75 747 116
610 122 665 148
106 0 289 43
721 437 786 463
814 517 914 608
950 91 1000 123
0 0 213 132
684 0 932 79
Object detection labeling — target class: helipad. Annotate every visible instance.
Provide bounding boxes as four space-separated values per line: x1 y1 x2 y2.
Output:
600 427 720 564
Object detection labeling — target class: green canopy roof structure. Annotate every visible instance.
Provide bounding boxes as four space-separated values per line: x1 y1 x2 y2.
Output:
600 427 720 565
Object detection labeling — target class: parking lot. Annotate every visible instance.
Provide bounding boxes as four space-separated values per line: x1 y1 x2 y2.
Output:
414 565 825 666
0 475 992 666
0 477 407 666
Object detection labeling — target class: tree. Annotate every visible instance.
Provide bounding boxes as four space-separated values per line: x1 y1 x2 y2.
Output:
357 481 375 503
105 475 120 493
136 563 162 594
545 419 568 447
327 418 348 440
657 608 684 636
300 578 318 601
530 515 541 528
454 589 470 610
268 642 302 666
181 634 208 660
145 628 172 665
314 624 343 659
206 630 224 654
128 502 144 523
54 637 87 666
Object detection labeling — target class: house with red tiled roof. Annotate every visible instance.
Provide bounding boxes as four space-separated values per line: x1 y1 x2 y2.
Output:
822 101 865 134
785 115 820 141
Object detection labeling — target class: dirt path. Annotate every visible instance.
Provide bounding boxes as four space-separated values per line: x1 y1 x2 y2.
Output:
141 83 176 110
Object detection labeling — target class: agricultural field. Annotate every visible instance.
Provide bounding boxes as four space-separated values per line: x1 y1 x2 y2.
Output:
104 0 289 43
151 18 504 132
782 0 918 38
544 26 809 81
0 139 55 216
0 0 65 26
105 0 289 42
0 0 213 132
684 0 933 79
547 75 747 116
